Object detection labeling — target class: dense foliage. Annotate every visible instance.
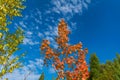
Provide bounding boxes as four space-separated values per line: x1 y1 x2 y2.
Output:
0 0 25 31
0 0 25 79
39 53 120 80
89 53 100 80
89 53 120 80
40 19 89 80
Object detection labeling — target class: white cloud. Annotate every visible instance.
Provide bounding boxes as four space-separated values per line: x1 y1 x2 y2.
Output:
13 0 91 47
23 15 29 20
28 58 44 70
23 38 39 45
19 21 27 28
35 18 42 24
51 0 91 16
38 32 43 38
36 26 39 30
49 67 55 74
23 38 31 45
26 31 33 35
3 58 43 80
3 69 40 80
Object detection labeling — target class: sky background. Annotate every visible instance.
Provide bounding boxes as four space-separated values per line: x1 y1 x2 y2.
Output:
5 0 120 80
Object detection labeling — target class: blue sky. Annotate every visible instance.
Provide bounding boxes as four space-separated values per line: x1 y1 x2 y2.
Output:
5 0 120 80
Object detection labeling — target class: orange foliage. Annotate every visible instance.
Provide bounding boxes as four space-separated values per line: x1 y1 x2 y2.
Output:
40 19 89 80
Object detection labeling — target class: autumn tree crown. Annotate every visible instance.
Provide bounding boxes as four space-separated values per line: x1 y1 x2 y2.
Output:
40 19 89 80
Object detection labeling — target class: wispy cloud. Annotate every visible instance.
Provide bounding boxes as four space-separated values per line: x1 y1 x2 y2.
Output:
23 30 39 45
50 0 91 17
49 67 55 74
3 58 43 80
14 0 91 47
11 1 91 78
19 21 27 28
23 38 39 45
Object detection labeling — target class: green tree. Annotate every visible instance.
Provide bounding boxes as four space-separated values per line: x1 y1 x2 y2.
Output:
0 0 25 79
39 73 44 80
113 54 120 80
98 54 120 80
89 53 120 80
89 53 100 80
97 61 114 80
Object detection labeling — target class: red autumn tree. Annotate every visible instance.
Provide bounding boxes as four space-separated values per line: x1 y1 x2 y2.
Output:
40 19 89 80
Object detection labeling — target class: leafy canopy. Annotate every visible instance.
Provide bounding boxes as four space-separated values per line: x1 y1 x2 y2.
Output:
40 19 89 80
0 0 25 79
0 0 25 31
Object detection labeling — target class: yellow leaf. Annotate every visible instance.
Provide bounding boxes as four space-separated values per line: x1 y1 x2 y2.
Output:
4 78 8 80
1 69 6 75
0 32 2 38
